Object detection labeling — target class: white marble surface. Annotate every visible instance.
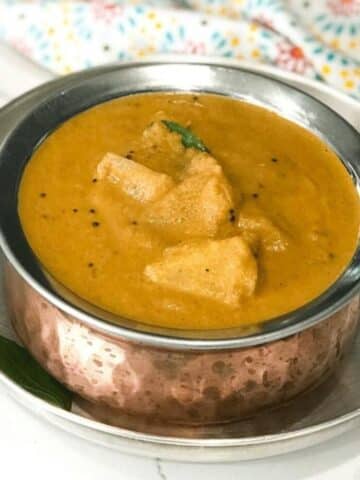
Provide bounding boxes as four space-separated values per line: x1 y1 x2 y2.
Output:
1 41 360 479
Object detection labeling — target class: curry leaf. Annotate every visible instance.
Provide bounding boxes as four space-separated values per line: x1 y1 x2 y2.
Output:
162 120 209 153
0 335 72 410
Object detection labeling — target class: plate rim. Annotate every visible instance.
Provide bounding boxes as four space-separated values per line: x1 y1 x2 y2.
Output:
2 368 360 448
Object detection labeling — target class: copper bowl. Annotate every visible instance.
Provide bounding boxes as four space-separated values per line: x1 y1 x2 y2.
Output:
0 61 359 426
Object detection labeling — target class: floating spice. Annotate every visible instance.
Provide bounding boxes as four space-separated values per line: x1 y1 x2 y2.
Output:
228 209 236 223
162 120 209 152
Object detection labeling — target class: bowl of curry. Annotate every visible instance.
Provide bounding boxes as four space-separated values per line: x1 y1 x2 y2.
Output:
0 61 359 425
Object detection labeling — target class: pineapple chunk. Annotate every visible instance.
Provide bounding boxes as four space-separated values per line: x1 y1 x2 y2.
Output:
183 151 223 177
143 171 233 240
237 204 288 253
90 183 165 252
144 237 257 306
96 152 174 203
141 121 185 156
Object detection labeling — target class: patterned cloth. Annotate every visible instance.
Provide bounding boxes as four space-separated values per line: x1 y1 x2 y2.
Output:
0 0 359 98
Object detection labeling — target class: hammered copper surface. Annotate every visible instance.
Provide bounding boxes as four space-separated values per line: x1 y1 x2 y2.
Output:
4 263 359 425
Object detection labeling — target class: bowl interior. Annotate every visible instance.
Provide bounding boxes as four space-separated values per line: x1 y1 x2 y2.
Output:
0 62 359 348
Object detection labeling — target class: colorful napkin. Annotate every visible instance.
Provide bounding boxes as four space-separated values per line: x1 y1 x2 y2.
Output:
0 0 359 98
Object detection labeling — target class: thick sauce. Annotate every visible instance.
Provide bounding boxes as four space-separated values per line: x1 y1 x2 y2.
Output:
18 93 360 330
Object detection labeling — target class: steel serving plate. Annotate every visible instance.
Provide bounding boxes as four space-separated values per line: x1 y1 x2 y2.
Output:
0 57 359 461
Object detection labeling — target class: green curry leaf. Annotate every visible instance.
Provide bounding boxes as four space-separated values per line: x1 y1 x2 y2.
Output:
0 335 72 410
162 120 209 153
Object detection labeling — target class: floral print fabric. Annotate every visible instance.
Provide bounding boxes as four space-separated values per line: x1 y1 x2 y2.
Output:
0 0 359 98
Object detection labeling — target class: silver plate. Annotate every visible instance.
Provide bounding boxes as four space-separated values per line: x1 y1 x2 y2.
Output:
0 58 359 462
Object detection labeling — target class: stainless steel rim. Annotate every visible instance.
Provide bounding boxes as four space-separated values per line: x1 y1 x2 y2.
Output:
0 60 359 350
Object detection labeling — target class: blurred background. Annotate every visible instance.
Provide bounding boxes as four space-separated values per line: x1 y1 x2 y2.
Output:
0 0 359 102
